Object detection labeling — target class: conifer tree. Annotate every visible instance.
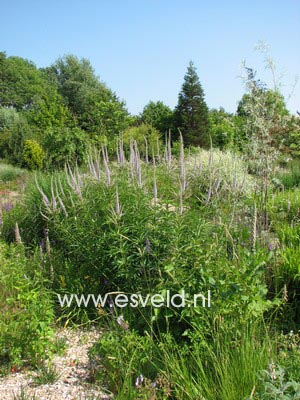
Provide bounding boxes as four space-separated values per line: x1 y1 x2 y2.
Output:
175 61 210 146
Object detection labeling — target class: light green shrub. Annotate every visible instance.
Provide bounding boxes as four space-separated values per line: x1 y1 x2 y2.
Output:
23 139 45 170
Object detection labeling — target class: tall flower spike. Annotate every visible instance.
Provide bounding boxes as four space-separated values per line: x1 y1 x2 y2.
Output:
119 134 125 165
153 151 158 204
156 136 161 162
102 145 111 186
144 136 149 164
179 130 186 191
252 203 257 251
167 130 172 167
115 185 121 216
134 140 142 187
14 222 22 244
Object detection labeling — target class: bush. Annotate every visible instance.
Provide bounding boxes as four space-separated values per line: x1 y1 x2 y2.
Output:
23 139 45 170
123 123 162 158
0 243 54 368
43 126 89 168
1 160 275 336
186 148 255 205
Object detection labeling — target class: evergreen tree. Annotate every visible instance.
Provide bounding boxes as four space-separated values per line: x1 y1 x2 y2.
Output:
175 61 210 147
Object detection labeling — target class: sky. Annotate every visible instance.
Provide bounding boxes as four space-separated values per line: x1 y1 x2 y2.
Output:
1 0 299 115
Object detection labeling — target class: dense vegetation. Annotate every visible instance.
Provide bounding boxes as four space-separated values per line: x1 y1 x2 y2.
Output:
0 50 300 399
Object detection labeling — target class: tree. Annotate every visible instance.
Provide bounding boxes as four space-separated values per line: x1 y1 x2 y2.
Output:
209 108 234 149
141 101 173 134
236 67 290 153
0 107 31 164
50 55 130 137
0 53 72 133
174 61 210 147
0 53 47 110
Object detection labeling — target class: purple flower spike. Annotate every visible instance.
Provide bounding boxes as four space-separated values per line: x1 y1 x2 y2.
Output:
145 237 151 254
4 201 13 212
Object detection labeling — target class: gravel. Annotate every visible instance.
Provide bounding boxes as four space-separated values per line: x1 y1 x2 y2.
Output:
0 328 112 400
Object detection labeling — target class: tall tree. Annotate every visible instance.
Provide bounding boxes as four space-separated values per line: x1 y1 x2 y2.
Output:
50 55 130 137
174 61 210 147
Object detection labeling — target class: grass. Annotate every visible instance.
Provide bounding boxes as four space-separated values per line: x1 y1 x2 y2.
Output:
274 159 300 190
33 362 60 385
0 162 26 183
12 386 37 400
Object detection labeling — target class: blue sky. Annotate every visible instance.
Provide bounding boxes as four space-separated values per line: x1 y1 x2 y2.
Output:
1 0 299 115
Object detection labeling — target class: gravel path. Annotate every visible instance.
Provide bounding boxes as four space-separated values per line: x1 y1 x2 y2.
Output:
0 328 111 400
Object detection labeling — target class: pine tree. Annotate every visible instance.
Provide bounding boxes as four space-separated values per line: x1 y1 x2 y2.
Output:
175 61 210 147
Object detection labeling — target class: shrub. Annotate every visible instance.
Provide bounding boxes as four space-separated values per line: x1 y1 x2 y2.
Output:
123 123 162 158
43 126 89 168
23 139 45 170
0 242 54 367
186 148 255 205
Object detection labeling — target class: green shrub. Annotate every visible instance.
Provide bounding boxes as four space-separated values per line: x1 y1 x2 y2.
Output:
23 139 45 170
0 242 54 368
1 161 276 336
123 123 162 158
43 126 88 168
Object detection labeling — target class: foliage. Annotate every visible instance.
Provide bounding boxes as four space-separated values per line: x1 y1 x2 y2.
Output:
141 101 174 134
50 55 130 137
90 322 272 399
0 53 70 134
0 243 54 368
123 123 161 157
0 107 31 165
23 139 45 170
274 159 300 190
209 108 235 149
174 61 210 147
0 53 50 110
1 150 276 338
254 363 300 399
43 126 89 167
0 163 26 183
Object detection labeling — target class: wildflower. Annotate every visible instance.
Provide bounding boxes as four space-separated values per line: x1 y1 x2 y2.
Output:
117 315 129 331
135 374 144 387
14 222 22 244
4 201 13 212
